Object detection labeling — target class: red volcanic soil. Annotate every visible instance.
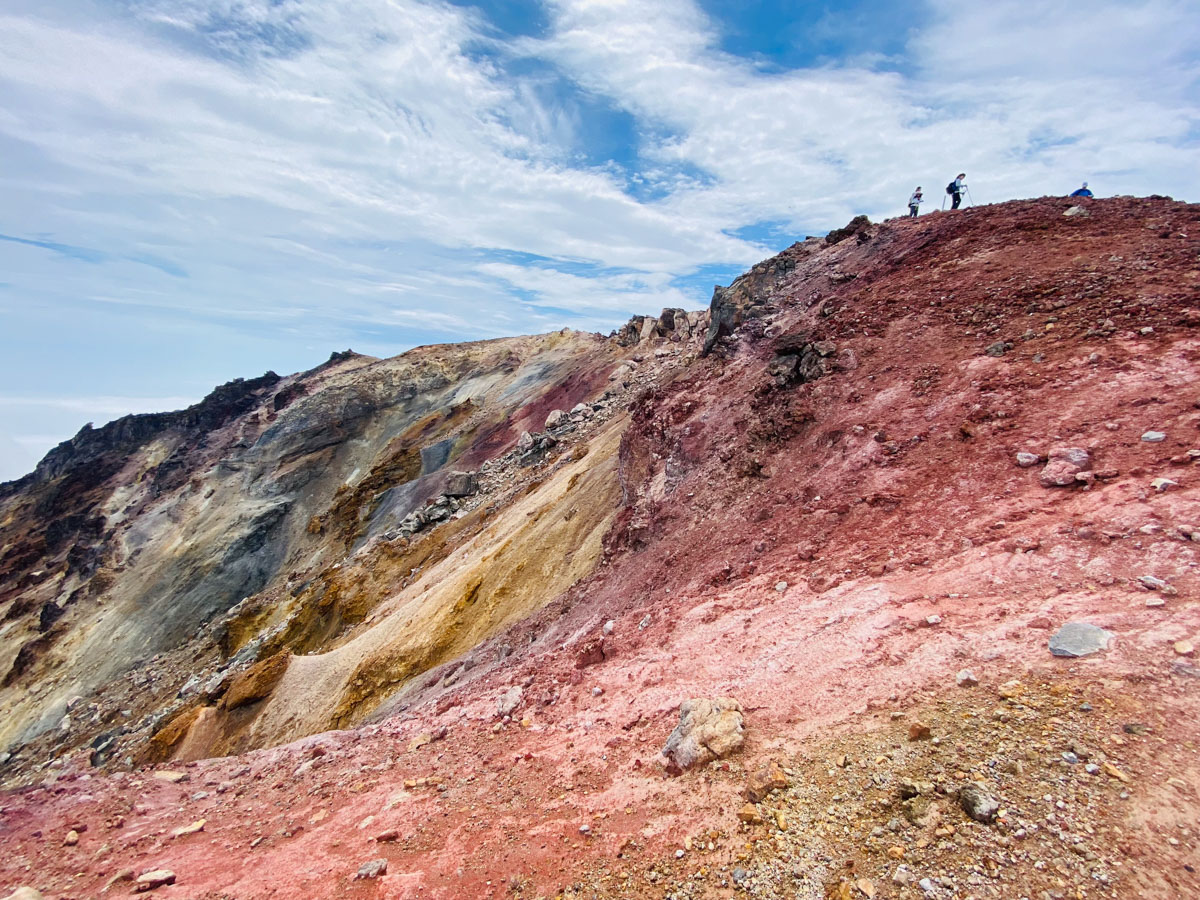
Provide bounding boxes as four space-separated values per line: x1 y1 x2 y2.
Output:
4 197 1200 899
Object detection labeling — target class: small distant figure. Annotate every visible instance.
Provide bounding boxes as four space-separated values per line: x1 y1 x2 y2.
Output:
1070 181 1093 198
907 187 923 217
946 173 967 209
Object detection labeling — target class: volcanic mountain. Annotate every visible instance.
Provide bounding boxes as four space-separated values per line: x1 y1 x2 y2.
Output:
2 196 1199 899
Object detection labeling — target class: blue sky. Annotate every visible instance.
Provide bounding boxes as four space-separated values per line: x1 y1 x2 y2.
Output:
1 0 1198 479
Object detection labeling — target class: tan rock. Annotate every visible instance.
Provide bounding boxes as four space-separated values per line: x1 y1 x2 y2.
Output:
63 829 79 846
998 679 1023 699
661 697 744 771
737 803 763 825
407 732 433 752
1175 640 1195 657
1102 761 1132 783
907 722 931 741
152 770 188 784
171 819 205 838
134 870 176 892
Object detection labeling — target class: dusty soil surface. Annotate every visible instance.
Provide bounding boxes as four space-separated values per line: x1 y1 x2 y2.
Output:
3 196 1200 899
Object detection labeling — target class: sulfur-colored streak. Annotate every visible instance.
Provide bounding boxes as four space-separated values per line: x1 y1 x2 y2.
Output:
231 418 625 750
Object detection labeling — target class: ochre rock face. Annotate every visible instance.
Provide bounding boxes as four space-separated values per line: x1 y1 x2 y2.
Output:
4 197 1200 899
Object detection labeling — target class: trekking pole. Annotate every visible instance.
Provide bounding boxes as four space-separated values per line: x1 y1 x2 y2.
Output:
965 186 974 207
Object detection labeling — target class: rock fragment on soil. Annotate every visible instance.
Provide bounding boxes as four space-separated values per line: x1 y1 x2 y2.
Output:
355 859 388 880
744 760 788 801
496 686 523 717
1138 574 1177 594
661 697 744 771
1015 451 1040 468
958 781 999 823
134 870 176 892
955 669 978 687
1038 447 1092 487
1049 622 1114 657
1142 430 1166 442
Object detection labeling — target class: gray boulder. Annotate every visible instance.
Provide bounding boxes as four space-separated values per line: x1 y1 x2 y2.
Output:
1049 622 1114 657
444 471 477 497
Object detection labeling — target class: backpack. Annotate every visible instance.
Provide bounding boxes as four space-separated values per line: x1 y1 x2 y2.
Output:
946 181 957 195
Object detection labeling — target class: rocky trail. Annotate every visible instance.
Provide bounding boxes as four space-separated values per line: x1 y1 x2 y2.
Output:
2 196 1200 899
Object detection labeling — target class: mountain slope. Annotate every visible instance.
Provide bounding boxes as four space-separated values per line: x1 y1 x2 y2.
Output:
1 196 1200 899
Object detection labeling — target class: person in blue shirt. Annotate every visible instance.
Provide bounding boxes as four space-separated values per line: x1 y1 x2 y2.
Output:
1070 182 1093 198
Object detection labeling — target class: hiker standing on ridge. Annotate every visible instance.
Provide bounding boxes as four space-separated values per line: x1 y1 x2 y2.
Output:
1070 181 1093 198
908 187 923 217
947 173 966 209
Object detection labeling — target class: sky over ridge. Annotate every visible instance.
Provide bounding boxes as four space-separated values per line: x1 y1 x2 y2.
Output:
1 0 1198 479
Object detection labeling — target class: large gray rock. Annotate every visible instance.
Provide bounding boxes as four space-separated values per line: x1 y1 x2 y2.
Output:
662 697 744 771
1049 622 1114 657
544 409 566 429
444 471 477 497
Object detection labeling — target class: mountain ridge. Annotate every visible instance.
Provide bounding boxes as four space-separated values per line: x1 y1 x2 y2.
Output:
2 195 1200 899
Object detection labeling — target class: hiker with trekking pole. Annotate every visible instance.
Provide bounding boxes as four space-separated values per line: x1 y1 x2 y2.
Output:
944 173 968 210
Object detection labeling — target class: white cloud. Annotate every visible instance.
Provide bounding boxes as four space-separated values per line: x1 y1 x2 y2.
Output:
0 0 1196 465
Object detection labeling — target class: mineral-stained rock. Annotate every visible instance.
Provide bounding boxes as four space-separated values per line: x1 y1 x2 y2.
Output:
220 651 291 710
744 760 788 801
662 697 744 771
1049 622 1114 657
1039 447 1092 486
958 781 999 823
1015 451 1041 468
544 409 566 429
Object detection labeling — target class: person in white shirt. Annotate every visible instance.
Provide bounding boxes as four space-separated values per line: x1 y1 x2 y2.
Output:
908 187 923 218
